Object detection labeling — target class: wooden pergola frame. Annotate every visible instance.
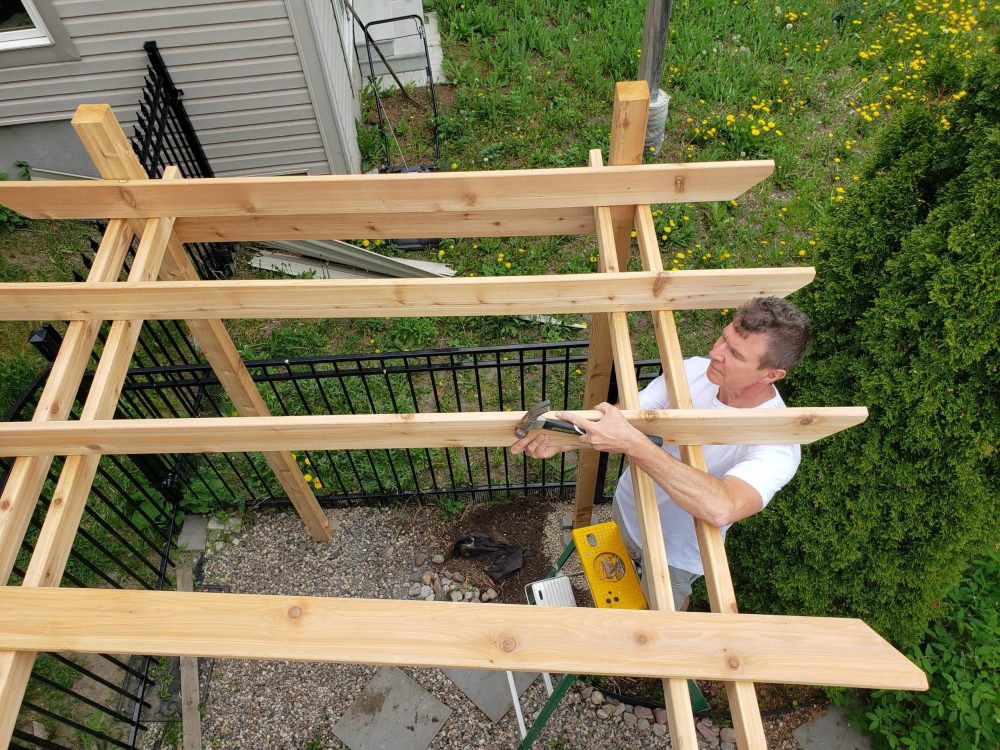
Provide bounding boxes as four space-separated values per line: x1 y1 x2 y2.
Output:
0 84 925 750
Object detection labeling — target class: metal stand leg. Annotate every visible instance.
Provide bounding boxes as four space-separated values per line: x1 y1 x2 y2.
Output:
518 673 577 750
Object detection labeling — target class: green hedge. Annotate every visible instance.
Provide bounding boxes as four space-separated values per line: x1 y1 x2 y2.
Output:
728 48 999 650
864 549 999 749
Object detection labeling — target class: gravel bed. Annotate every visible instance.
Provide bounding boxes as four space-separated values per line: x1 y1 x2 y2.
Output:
154 502 818 749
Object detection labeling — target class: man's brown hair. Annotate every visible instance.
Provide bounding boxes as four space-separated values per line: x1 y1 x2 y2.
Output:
734 297 809 371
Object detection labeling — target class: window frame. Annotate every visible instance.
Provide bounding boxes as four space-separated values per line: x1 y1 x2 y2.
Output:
0 0 79 66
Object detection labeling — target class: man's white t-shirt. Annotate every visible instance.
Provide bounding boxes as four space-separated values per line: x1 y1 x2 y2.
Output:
613 356 800 576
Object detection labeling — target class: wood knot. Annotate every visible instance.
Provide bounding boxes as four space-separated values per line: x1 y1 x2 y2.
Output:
674 175 686 192
0 499 10 511
727 656 741 670
87 444 101 452
287 606 303 619
635 632 650 646
798 414 815 425
399 412 415 422
500 636 517 653
52 496 64 507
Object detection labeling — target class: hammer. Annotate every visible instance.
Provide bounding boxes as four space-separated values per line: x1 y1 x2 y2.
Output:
514 400 663 447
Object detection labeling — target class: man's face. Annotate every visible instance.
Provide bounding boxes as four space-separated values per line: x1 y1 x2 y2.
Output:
706 321 779 391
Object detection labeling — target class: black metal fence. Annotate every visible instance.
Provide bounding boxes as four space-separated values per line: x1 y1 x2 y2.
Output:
3 373 181 750
132 39 235 280
105 342 659 511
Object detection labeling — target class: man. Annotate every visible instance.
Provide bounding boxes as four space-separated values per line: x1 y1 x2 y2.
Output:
511 297 809 610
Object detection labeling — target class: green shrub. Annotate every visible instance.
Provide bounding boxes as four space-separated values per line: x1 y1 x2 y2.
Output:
728 49 1000 650
864 549 1000 749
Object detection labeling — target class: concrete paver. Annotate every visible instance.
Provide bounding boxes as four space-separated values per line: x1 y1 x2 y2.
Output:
443 668 538 723
793 705 872 750
333 666 452 750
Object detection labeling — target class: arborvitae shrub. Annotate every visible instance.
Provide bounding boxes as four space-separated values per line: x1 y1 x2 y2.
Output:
728 50 999 649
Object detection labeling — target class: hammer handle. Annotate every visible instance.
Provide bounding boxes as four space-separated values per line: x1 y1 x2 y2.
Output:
540 419 664 447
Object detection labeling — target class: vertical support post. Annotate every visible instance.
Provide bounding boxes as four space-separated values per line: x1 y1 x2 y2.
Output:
634 206 768 749
571 81 649 528
70 104 330 544
590 152 699 750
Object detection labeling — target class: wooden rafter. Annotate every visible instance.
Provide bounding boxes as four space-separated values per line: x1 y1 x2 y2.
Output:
0 268 815 320
0 588 927 691
0 407 869 456
0 161 774 220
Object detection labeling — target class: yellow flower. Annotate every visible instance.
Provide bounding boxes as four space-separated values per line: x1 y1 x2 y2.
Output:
303 474 312 482
304 458 311 465
751 127 761 136
450 162 458 170
630 230 637 238
362 239 370 247
438 249 445 257
798 250 807 256
518 247 526 253
313 480 322 490
504 262 512 269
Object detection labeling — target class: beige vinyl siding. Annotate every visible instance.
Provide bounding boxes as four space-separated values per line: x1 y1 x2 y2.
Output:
0 0 359 176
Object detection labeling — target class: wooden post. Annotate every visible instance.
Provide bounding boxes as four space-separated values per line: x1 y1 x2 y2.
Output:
635 205 768 749
69 104 330 544
572 81 650 528
589 152 700 749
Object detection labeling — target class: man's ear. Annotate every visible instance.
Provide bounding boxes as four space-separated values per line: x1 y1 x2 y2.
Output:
762 368 787 384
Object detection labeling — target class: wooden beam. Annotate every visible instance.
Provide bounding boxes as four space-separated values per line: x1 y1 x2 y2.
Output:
0 588 928 690
635 204 768 749
0 268 817 321
0 160 775 220
0 407 869 456
0 170 178 748
0 220 133 586
171 208 596 241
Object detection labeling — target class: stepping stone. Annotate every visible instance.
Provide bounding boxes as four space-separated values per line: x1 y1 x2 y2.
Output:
333 666 451 750
793 705 872 750
443 668 538 723
177 515 207 552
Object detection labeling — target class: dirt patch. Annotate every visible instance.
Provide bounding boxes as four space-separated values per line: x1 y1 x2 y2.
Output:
408 498 557 603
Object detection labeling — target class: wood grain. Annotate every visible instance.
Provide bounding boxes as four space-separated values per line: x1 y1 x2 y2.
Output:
0 588 928 691
0 268 816 320
0 161 774 219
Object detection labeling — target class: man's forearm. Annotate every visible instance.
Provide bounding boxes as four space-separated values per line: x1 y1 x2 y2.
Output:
625 439 744 528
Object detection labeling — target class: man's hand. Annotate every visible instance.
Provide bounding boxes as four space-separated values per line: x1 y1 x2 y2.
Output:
510 403 648 459
557 402 648 455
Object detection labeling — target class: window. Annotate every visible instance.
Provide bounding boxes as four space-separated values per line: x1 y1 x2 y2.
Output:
0 1 52 52
0 1 78 65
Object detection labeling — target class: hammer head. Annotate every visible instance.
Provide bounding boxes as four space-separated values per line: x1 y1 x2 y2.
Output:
513 400 552 439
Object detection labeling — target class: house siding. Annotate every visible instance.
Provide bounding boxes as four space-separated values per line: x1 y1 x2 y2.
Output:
0 0 360 177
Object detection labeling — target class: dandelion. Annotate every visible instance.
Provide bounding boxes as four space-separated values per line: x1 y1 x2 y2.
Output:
303 474 313 482
450 162 458 170
630 230 637 238
313 480 323 490
497 253 504 262
362 239 370 247
799 250 807 256
304 458 311 465
575 368 583 375
589 255 598 263
751 127 761 136
438 249 445 257
504 262 512 269
518 247 526 254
